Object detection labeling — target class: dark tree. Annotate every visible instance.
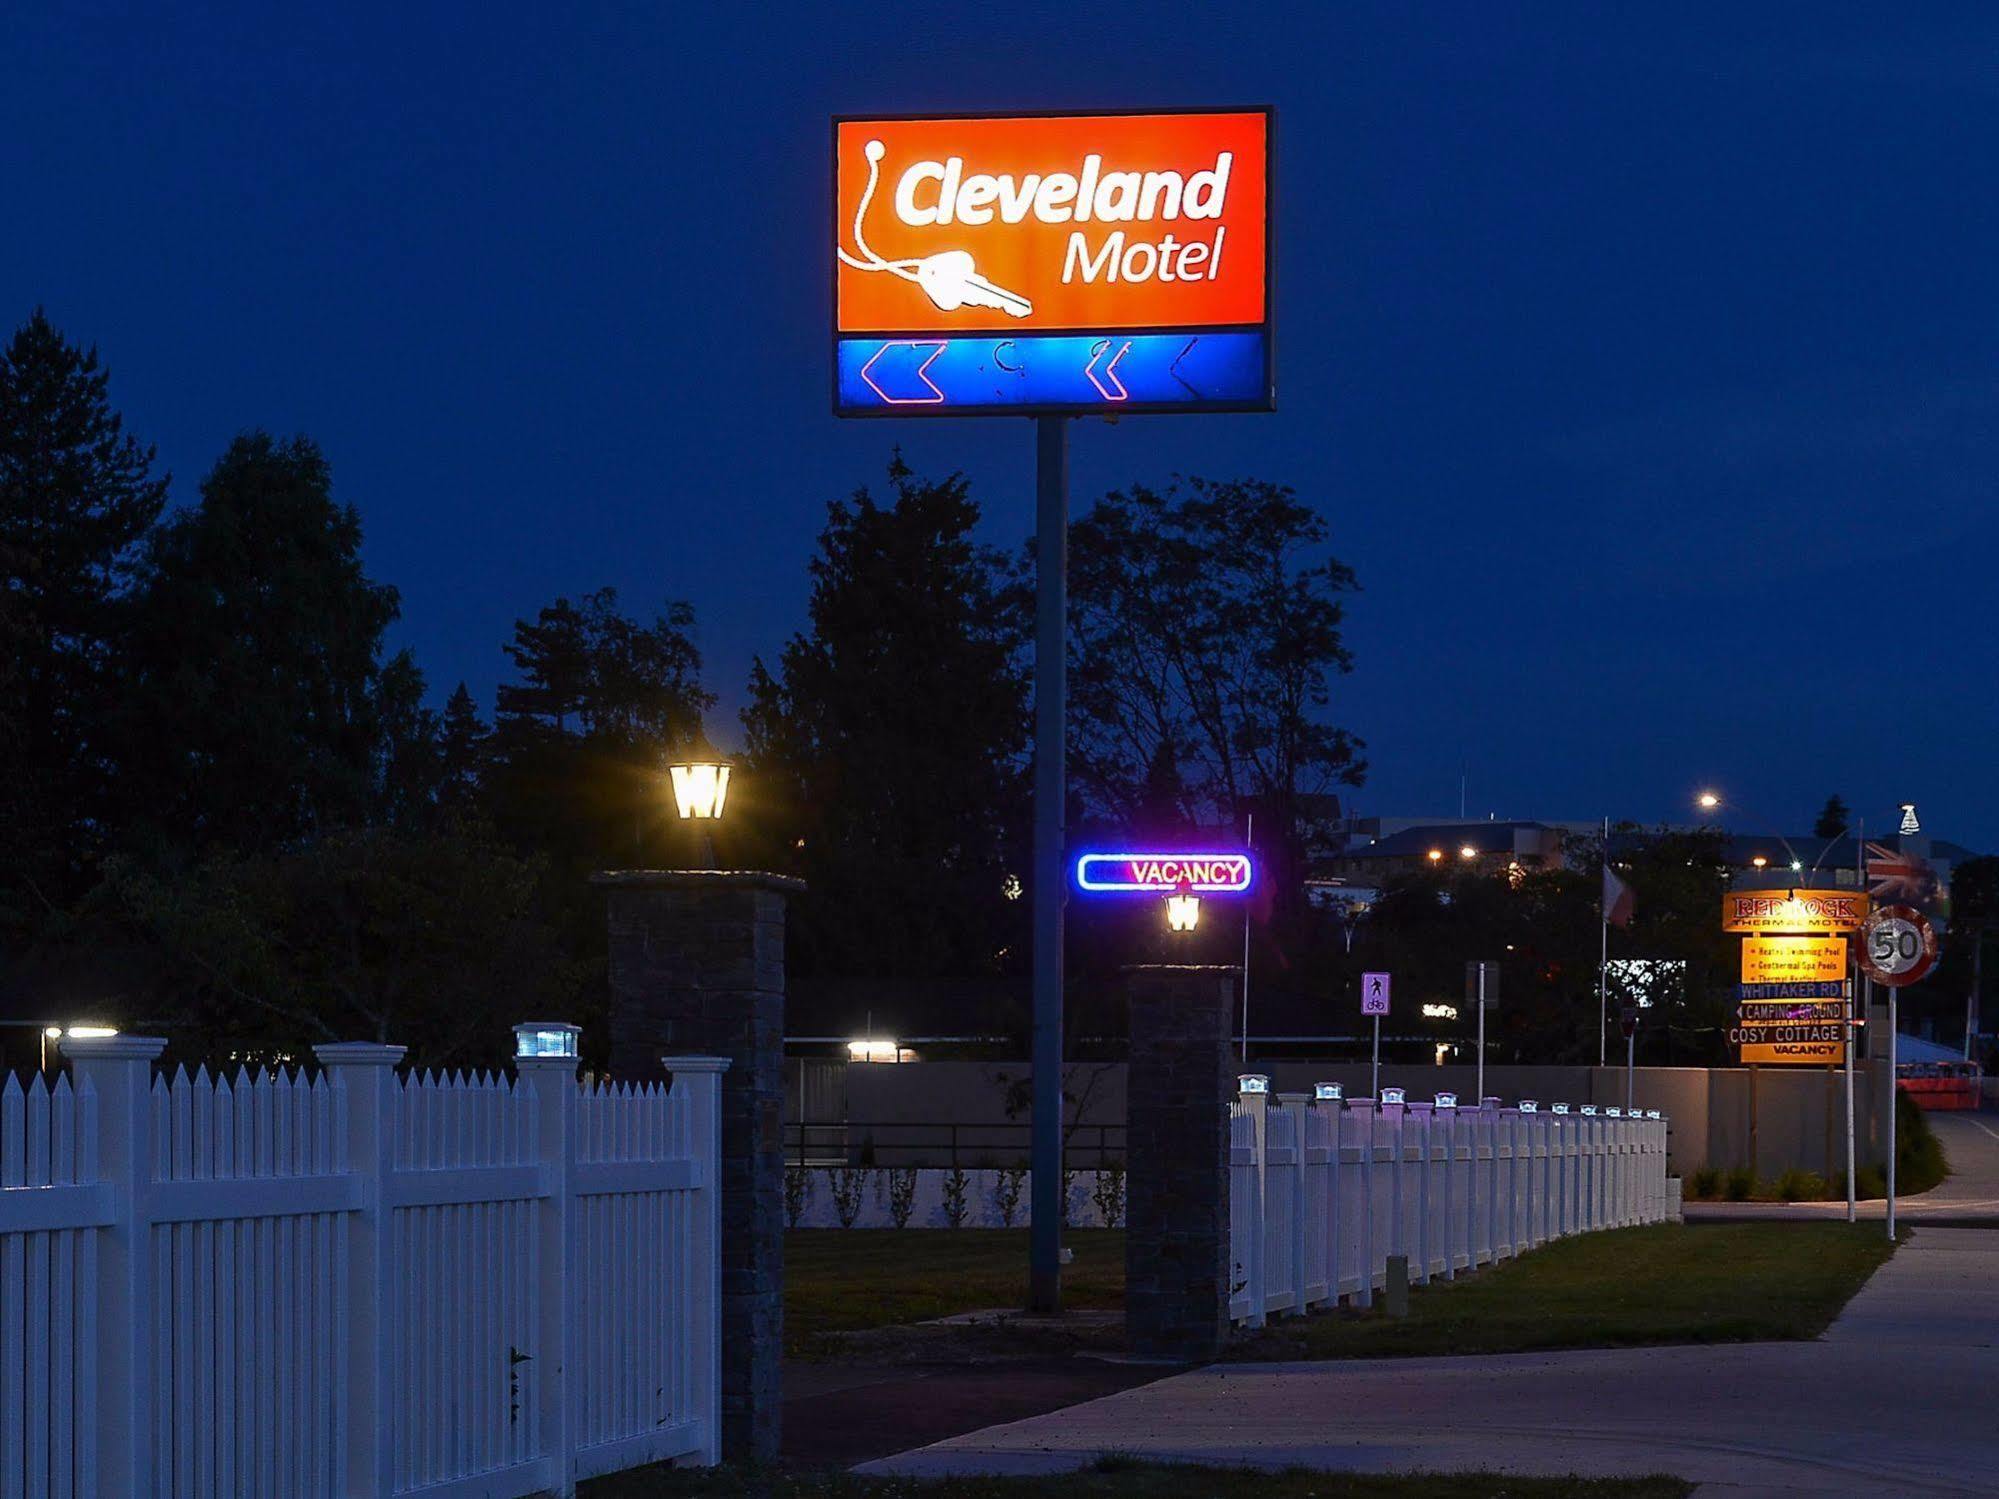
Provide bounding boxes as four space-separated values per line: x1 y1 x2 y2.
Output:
0 310 169 910
1814 795 1851 840
115 432 400 855
1067 477 1364 911
104 825 576 1068
485 586 712 879
436 683 487 814
743 455 1029 979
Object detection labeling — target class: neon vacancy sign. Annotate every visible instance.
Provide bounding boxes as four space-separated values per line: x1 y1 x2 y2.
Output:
1073 851 1253 894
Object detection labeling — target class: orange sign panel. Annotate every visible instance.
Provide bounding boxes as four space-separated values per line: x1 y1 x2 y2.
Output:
1721 891 1869 934
1738 1040 1846 1066
835 111 1270 334
1741 937 1848 985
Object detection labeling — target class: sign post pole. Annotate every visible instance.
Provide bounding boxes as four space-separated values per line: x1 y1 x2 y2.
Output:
1029 415 1067 1313
1361 973 1391 1099
1887 987 1898 1241
1844 974 1857 1223
1477 968 1487 1103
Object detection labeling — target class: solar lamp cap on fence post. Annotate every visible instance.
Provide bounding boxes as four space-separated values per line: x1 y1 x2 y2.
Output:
1380 1086 1406 1106
1434 1092 1458 1109
513 1021 580 1060
1238 1074 1270 1096
1519 1100 1539 1113
1314 1082 1343 1102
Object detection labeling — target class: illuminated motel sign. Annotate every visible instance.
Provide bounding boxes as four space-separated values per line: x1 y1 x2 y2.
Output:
1073 851 1255 895
834 109 1272 415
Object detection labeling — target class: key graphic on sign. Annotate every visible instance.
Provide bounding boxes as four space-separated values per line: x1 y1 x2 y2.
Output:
1361 972 1391 1016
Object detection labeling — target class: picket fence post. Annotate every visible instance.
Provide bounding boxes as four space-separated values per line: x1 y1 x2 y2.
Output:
1238 1080 1268 1328
313 1042 406 1499
664 1057 729 1466
516 1050 578 1498
62 1034 167 1499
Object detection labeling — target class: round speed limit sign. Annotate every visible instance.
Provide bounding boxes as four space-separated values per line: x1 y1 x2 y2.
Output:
1856 904 1939 988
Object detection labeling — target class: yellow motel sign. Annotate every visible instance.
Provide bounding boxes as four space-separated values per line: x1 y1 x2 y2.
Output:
1740 936 1847 985
1721 891 1869 934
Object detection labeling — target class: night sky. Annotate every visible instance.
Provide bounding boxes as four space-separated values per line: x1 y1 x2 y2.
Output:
7 4 1995 847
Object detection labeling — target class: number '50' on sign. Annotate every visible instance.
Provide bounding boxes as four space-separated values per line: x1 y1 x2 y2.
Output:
1857 904 1939 988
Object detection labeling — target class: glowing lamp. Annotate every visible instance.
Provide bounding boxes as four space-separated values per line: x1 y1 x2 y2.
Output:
63 1025 119 1040
1238 1074 1269 1095
1435 1092 1458 1109
1646 1109 1662 1120
1697 791 1720 811
1606 1106 1623 1118
847 1038 901 1064
669 760 731 820
1552 1102 1571 1115
1519 1100 1539 1114
1459 844 1477 860
513 1022 579 1060
1381 1086 1406 1106
1580 1104 1599 1116
1314 1082 1343 1102
1751 855 1768 869
1165 881 1201 932
1427 848 1444 864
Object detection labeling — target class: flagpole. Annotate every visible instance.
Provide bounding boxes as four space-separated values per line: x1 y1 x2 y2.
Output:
1240 810 1253 1065
1599 815 1609 1067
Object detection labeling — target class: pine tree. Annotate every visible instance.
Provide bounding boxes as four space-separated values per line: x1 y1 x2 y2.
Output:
744 455 1029 979
116 432 400 854
1814 795 1851 841
0 310 169 906
437 683 486 813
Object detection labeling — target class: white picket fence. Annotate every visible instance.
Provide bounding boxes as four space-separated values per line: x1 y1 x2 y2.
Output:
0 1035 725 1499
1229 1087 1676 1325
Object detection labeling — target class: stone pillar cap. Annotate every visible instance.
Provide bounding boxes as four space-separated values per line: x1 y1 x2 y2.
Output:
592 869 804 894
662 1055 731 1073
60 1035 168 1062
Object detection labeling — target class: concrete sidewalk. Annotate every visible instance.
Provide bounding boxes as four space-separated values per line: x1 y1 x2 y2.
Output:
860 1227 1999 1495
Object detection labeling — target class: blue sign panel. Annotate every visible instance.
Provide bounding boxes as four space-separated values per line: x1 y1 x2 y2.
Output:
1737 982 1849 1001
836 331 1268 417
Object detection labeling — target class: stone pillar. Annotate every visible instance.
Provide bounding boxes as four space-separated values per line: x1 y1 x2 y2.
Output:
1123 963 1238 1363
595 869 802 1464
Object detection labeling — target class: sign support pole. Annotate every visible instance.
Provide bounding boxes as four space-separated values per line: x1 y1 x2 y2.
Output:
1029 415 1068 1314
1476 967 1486 1102
1847 820 1860 1223
1371 1013 1380 1101
1886 987 1898 1242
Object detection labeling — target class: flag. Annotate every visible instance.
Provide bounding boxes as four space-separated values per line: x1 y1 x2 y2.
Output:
1603 865 1635 928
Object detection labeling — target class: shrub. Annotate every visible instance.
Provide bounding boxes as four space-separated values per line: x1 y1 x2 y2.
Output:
995 1165 1028 1228
1856 1163 1889 1200
784 1165 811 1228
885 1167 919 1229
1776 1169 1829 1202
1687 1167 1722 1200
828 1167 868 1228
1896 1088 1949 1195
1091 1165 1127 1228
1724 1166 1757 1201
941 1167 971 1229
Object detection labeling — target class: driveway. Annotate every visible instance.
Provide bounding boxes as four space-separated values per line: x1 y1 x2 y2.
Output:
860 1226 1999 1495
1686 1110 1999 1224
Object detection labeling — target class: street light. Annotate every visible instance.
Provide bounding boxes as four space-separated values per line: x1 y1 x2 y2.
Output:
1458 844 1478 860
1165 883 1201 932
1693 790 1803 876
1427 848 1444 865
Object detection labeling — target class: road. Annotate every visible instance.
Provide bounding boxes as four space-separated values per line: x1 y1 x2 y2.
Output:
862 1226 1999 1495
1686 1109 1999 1223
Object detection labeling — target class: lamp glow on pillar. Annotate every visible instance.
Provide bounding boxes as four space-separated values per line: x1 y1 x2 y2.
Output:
1314 1082 1343 1102
513 1021 580 1060
669 760 731 821
1165 880 1201 932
